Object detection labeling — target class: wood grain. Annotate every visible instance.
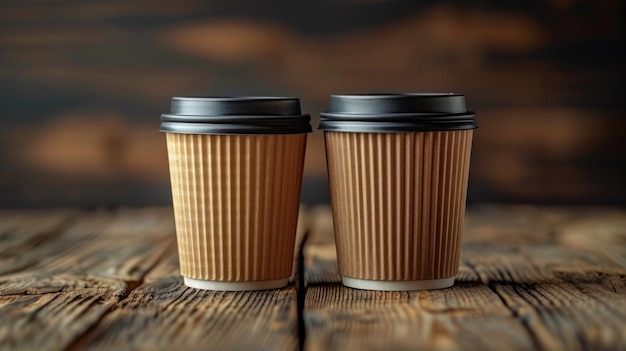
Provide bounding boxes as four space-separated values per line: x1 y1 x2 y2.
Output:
0 208 175 281
303 205 626 351
0 277 125 351
0 209 80 275
0 208 175 351
72 208 308 351
1 206 625 351
76 276 299 351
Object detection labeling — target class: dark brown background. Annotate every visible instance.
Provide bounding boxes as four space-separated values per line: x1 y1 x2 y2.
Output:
0 0 624 208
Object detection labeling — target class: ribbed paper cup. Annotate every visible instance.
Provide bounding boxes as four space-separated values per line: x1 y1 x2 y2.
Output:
320 94 477 291
160 97 311 291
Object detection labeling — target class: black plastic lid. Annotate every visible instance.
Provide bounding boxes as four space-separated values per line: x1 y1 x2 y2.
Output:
319 93 477 133
160 97 312 135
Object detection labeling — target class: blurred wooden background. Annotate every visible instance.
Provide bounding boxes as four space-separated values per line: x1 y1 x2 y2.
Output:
0 0 624 208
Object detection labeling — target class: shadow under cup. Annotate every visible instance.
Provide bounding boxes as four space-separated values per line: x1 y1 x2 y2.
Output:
320 94 478 291
160 97 311 291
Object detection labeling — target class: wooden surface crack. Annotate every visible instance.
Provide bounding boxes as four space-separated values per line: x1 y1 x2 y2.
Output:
486 283 544 351
296 230 309 351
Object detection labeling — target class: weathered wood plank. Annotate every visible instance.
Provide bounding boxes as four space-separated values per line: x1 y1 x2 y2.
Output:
0 209 81 275
2 205 624 351
0 207 175 281
76 276 299 351
556 213 626 270
305 283 534 351
0 208 176 351
73 208 309 351
462 242 626 351
0 276 126 351
303 205 626 351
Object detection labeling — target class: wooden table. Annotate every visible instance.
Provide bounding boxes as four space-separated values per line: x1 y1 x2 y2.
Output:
1 205 625 350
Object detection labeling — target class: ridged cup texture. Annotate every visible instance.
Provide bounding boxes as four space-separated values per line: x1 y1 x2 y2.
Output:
166 133 307 282
325 130 473 281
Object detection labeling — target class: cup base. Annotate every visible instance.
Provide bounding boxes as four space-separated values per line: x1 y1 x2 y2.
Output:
341 276 455 291
183 277 289 291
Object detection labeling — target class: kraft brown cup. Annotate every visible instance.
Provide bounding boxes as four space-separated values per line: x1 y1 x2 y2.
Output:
320 94 477 291
161 97 311 291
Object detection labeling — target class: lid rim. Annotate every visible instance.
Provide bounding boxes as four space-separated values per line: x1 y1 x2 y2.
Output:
162 96 312 135
329 93 463 99
320 111 475 120
160 121 313 135
318 121 477 133
161 113 311 123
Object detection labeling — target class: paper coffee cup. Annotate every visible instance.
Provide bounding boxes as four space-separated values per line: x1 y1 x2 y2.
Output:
319 94 477 291
160 97 311 291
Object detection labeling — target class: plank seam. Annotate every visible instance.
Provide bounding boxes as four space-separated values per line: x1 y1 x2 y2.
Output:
297 230 309 351
464 259 544 350
486 283 544 350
